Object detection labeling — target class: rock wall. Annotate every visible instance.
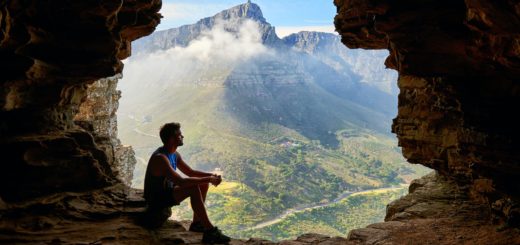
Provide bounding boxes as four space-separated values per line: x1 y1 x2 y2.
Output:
0 0 161 242
0 0 160 202
334 0 520 227
74 75 137 186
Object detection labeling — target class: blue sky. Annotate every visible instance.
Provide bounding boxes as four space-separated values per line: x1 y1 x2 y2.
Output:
159 0 337 36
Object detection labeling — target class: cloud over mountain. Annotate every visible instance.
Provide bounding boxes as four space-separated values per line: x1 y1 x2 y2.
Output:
122 18 270 88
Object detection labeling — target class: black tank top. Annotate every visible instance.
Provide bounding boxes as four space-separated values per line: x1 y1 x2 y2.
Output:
143 147 178 207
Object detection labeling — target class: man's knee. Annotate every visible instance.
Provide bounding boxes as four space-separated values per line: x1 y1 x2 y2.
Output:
199 183 209 190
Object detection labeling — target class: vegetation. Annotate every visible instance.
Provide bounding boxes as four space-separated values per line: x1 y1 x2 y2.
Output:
172 182 407 241
239 187 407 241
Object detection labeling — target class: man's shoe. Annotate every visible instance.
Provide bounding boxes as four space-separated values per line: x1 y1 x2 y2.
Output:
189 221 205 232
202 226 231 244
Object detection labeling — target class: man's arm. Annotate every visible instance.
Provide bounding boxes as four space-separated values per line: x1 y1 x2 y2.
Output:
149 155 218 187
176 153 219 178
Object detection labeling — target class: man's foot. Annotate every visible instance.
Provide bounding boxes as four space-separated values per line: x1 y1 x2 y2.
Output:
202 226 231 244
189 221 205 232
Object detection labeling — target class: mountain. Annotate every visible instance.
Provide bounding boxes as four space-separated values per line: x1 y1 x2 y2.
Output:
132 2 282 54
124 3 398 145
132 3 397 96
282 31 399 95
118 1 428 239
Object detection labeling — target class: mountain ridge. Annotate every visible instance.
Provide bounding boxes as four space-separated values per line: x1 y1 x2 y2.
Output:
131 2 396 95
132 2 282 53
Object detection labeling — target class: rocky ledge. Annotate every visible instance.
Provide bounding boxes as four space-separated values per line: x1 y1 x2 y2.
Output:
0 184 349 244
347 173 520 244
3 172 517 244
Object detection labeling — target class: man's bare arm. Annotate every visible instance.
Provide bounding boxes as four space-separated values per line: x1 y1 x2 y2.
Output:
176 153 218 178
149 155 218 187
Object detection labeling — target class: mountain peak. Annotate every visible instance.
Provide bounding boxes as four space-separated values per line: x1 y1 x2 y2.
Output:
213 1 266 23
283 31 340 54
132 1 282 53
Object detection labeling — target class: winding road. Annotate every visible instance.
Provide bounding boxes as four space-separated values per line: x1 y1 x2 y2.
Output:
242 185 406 231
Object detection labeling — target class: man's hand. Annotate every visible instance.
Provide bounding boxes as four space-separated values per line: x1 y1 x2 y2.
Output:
209 175 222 186
215 175 222 186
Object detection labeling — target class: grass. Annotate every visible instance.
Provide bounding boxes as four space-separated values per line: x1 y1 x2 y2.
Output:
210 181 241 193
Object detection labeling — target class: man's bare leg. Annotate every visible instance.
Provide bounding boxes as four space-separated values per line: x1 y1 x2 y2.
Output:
173 185 213 229
192 183 209 223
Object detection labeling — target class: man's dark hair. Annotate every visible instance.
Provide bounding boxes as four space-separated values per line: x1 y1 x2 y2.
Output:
159 122 181 144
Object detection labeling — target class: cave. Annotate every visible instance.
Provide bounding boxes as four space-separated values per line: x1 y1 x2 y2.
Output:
1 0 519 244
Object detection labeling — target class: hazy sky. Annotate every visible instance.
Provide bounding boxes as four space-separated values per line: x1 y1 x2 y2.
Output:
159 0 337 37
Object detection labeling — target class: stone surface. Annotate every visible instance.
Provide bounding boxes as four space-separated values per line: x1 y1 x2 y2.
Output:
0 186 193 244
346 173 520 245
1 129 115 201
0 187 349 244
3 175 516 244
74 75 137 186
335 0 520 227
1 0 160 201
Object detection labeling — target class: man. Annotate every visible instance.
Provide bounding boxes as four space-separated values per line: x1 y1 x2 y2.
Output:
143 122 231 244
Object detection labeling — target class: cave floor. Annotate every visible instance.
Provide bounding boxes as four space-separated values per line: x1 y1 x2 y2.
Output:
1 177 519 244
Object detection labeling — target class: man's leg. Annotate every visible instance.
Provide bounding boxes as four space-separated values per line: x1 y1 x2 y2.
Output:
192 183 209 223
200 183 209 201
173 185 213 230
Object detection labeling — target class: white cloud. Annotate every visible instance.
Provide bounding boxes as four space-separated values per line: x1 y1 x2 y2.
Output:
177 19 269 63
275 25 336 38
122 19 270 88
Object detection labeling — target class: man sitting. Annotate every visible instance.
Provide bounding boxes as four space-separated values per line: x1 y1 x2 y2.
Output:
143 122 231 243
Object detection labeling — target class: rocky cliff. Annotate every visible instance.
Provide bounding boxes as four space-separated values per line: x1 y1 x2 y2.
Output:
333 0 520 243
0 0 162 242
1 0 161 202
74 75 136 187
132 2 282 54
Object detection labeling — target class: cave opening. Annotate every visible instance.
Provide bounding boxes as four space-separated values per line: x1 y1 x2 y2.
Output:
81 0 431 241
2 0 520 243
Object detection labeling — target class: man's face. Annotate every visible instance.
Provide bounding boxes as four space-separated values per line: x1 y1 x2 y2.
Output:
172 130 184 146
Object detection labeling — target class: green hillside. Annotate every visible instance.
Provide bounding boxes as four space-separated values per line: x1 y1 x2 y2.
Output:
239 187 408 241
171 182 408 241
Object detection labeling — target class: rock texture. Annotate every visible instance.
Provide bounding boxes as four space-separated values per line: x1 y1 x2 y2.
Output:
0 0 160 242
0 185 349 244
347 173 520 245
1 0 161 201
334 0 520 243
74 75 137 186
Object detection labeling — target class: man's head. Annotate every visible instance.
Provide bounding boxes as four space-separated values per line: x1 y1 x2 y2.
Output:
159 122 184 146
